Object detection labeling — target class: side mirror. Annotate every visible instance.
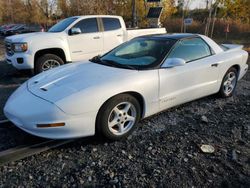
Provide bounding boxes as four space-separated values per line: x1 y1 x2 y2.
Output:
161 58 186 68
69 27 81 35
90 55 101 62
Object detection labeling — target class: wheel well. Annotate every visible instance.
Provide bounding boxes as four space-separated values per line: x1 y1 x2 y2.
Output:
95 91 145 134
34 48 66 65
124 91 145 118
231 64 240 75
97 92 145 120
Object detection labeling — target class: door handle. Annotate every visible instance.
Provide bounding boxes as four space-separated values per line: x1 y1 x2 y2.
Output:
93 36 100 39
211 63 218 67
117 34 122 37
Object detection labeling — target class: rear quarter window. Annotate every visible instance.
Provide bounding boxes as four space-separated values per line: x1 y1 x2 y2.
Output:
103 18 121 31
168 37 212 62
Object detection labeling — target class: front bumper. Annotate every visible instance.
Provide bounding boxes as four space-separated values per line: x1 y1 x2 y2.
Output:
5 52 34 70
3 83 96 139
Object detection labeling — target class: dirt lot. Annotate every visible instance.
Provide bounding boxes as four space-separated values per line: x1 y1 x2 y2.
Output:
0 38 249 187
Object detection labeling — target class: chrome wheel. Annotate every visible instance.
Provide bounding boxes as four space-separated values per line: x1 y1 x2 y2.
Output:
42 59 61 71
223 71 237 95
108 102 137 136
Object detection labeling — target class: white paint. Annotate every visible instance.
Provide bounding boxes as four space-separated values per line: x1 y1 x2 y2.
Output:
5 15 166 70
3 34 249 139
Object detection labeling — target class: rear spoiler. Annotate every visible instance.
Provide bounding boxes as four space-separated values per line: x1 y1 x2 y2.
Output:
221 44 244 51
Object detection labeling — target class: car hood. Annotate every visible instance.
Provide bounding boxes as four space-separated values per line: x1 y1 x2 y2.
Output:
27 61 136 103
5 32 60 43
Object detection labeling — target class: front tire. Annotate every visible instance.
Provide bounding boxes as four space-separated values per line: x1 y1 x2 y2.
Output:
35 54 64 74
96 94 141 141
218 67 238 98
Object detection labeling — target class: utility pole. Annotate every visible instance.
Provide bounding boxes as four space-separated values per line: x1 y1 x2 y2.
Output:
132 0 137 28
206 0 209 10
181 4 185 32
77 0 79 15
8 0 14 23
178 0 184 32
210 2 218 38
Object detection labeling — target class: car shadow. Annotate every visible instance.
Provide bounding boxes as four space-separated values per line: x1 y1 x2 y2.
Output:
0 121 110 152
0 62 32 119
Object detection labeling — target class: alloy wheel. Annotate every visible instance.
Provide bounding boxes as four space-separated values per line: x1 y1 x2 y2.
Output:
108 102 137 136
42 59 61 71
223 71 237 95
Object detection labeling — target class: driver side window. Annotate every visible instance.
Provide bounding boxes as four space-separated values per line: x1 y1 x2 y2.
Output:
168 37 212 62
115 40 154 56
73 18 99 34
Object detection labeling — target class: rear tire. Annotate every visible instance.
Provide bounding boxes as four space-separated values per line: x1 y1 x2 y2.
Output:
218 67 238 98
35 54 64 74
96 94 141 141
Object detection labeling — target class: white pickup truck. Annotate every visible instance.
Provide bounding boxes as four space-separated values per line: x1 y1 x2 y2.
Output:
5 15 166 73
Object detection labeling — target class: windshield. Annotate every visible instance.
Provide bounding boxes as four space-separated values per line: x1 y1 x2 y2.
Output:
95 38 176 69
48 17 78 32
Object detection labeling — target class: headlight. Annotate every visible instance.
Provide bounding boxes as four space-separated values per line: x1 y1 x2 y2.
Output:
12 43 28 52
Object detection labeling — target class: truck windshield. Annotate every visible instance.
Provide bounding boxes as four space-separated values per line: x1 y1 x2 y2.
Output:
48 17 78 32
93 38 176 69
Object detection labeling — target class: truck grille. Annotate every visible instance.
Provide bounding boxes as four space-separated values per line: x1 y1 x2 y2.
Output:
5 41 14 56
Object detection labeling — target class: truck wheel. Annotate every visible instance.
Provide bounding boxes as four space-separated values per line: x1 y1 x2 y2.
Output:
35 54 64 74
96 94 141 141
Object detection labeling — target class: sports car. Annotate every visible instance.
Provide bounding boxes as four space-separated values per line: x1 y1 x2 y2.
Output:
4 33 249 140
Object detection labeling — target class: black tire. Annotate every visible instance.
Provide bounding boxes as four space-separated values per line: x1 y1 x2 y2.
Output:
35 54 64 74
96 94 141 141
218 67 238 98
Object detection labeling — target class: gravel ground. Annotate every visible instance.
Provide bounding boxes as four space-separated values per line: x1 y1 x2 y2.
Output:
0 38 249 187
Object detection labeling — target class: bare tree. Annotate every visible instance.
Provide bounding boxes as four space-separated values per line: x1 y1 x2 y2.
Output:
204 0 213 36
210 1 219 38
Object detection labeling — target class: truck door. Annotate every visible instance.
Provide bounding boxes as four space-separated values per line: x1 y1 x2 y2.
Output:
101 17 125 54
68 18 103 61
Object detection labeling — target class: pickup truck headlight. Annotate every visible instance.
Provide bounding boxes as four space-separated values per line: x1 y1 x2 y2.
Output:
12 43 28 52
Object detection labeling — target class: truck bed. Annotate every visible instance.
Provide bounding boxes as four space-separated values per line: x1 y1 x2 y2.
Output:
127 28 166 40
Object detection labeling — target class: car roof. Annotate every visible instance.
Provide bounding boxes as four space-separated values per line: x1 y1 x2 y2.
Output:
70 15 122 19
139 33 200 40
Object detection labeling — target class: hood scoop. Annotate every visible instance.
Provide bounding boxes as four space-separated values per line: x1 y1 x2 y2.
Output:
40 87 48 91
38 75 70 92
27 62 134 103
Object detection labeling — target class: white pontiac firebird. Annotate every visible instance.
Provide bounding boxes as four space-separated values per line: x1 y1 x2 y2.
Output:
4 34 249 140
